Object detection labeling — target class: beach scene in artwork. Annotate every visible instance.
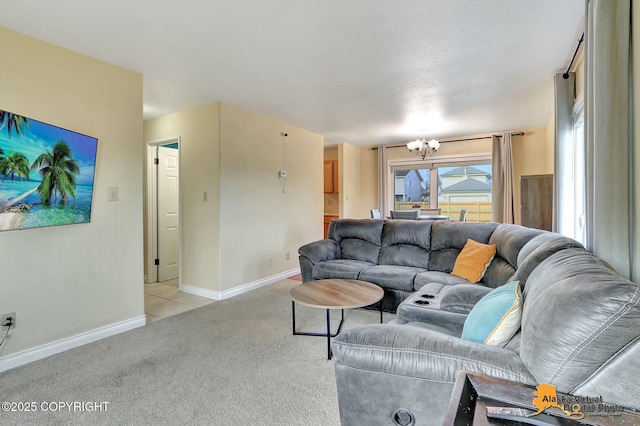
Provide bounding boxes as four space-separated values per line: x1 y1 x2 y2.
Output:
0 109 98 232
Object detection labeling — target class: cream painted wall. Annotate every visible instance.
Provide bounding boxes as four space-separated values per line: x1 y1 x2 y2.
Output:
325 144 377 219
511 129 551 224
359 147 378 216
143 103 221 291
385 137 492 161
219 103 323 291
384 130 551 224
0 27 143 357
338 143 363 218
144 102 322 294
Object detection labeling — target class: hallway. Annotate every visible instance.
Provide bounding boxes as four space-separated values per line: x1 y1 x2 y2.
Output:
144 279 215 323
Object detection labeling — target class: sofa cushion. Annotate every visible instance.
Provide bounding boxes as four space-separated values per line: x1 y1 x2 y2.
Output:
451 239 497 283
414 281 449 295
330 219 384 264
461 281 523 347
359 265 427 292
312 259 375 280
429 221 498 273
520 249 640 395
414 271 471 289
378 220 432 268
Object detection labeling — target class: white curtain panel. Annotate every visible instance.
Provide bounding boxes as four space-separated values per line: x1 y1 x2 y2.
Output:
584 0 633 278
491 133 515 224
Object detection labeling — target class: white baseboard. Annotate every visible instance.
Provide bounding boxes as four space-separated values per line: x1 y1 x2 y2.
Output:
180 268 300 300
0 315 146 372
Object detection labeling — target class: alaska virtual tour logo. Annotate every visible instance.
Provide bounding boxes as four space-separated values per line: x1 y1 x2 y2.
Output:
530 383 625 419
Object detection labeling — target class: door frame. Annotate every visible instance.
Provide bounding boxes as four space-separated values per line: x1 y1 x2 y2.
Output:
146 136 181 283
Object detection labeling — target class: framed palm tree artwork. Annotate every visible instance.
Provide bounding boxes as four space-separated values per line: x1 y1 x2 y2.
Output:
0 108 98 232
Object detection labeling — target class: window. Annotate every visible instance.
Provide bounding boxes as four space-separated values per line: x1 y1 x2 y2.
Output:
558 109 585 244
393 168 430 208
438 164 492 222
389 154 492 221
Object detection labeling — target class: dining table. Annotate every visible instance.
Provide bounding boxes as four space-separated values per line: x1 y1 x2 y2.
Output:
417 215 450 221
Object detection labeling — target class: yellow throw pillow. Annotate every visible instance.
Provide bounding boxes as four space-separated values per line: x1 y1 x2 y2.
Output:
451 239 497 283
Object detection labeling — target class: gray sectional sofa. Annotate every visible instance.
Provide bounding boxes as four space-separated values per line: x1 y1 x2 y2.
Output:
298 218 580 311
332 248 640 425
298 219 640 425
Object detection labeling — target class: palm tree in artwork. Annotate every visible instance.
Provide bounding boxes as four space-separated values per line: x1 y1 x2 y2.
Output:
30 140 80 205
0 150 31 184
0 111 30 138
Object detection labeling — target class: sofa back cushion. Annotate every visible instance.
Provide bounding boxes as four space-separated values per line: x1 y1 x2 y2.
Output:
429 221 498 275
329 219 384 264
511 231 584 284
483 224 542 288
378 220 432 268
520 249 640 394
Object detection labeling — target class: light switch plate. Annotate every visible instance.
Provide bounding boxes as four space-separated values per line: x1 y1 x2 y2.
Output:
108 187 118 201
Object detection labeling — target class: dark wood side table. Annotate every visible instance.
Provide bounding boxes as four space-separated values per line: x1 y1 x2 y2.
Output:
443 371 640 426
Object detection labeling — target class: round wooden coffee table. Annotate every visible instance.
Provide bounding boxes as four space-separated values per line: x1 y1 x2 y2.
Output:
290 279 384 359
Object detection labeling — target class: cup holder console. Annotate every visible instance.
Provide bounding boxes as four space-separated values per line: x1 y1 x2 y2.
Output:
412 293 437 307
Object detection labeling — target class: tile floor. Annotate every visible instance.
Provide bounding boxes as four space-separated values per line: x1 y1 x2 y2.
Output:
144 279 215 324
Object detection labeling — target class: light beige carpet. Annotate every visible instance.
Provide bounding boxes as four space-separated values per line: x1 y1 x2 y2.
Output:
0 279 392 425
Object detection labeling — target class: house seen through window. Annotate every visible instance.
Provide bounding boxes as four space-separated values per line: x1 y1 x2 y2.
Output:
393 162 492 222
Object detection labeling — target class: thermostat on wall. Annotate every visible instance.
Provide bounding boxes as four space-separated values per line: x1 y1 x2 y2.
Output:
279 170 287 179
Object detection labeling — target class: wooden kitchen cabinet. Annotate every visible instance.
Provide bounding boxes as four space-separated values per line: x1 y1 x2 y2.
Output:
323 160 339 193
324 215 339 238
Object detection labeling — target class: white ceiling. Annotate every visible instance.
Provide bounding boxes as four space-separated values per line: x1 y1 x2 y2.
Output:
0 1 584 147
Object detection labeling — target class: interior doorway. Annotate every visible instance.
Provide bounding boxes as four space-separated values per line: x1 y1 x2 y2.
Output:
146 138 180 283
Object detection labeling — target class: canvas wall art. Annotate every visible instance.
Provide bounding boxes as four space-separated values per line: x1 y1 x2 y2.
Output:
0 108 98 232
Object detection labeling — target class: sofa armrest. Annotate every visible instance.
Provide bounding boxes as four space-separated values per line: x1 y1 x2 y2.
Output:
439 284 493 314
298 239 340 264
331 324 536 384
395 283 492 325
298 239 341 282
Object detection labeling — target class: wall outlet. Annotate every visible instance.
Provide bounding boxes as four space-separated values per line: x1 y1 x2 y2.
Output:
1 312 16 329
286 252 290 260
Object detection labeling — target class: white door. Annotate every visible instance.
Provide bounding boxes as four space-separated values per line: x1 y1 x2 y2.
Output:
157 145 179 282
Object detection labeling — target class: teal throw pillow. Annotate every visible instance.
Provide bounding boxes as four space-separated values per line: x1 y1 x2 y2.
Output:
461 281 523 347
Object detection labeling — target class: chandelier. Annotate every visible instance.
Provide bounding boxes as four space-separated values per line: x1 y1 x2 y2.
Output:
406 138 440 159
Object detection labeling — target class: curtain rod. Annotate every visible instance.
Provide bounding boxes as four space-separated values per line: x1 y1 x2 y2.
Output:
371 131 525 150
563 31 585 79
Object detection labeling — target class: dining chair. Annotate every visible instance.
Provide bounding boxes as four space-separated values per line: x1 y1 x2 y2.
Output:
390 210 419 220
370 209 382 219
459 209 468 222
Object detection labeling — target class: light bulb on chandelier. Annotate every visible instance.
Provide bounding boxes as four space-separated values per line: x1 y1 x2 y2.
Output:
406 138 440 160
